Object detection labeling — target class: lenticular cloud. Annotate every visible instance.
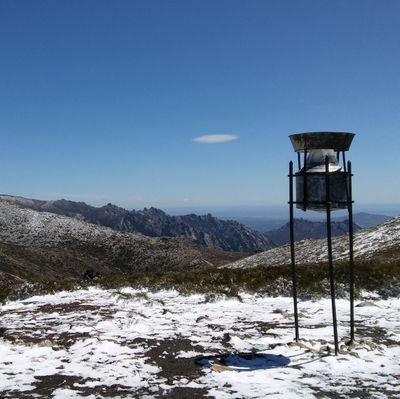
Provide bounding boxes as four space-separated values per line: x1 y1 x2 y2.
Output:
193 134 239 144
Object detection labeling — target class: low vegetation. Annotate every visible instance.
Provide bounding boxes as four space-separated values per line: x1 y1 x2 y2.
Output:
99 258 400 299
1 255 399 304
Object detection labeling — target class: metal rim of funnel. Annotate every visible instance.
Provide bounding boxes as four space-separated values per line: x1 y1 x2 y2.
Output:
289 132 355 152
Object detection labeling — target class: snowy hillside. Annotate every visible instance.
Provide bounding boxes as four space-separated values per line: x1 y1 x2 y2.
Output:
224 216 400 269
0 201 239 288
0 200 145 247
0 288 399 398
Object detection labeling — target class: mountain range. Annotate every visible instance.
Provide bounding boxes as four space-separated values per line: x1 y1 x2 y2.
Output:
237 212 392 232
0 194 399 301
0 195 273 253
0 195 365 251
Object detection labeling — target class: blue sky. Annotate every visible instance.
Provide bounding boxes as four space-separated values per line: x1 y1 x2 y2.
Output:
1 0 400 212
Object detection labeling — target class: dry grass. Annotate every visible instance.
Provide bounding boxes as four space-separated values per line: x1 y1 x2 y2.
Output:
1 254 399 303
98 258 400 299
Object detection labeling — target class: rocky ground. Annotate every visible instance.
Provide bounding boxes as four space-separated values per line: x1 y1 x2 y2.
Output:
0 288 399 398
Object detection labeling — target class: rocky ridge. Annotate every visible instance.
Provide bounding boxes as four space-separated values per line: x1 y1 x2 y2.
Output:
0 195 362 252
0 195 272 253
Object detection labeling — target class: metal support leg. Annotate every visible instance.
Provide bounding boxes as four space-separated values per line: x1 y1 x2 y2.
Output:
289 161 299 342
325 157 339 355
347 161 355 342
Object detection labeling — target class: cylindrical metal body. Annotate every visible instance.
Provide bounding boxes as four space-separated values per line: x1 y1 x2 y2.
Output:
290 132 354 212
295 172 348 211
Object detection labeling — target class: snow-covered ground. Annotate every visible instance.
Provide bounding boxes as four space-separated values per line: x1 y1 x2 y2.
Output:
0 287 399 398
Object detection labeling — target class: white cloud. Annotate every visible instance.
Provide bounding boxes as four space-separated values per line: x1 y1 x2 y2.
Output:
192 134 239 144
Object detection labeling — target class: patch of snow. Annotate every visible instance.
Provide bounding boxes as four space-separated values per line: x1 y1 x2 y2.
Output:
0 288 399 398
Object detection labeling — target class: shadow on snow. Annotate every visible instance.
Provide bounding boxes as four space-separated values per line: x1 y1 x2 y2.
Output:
195 352 290 372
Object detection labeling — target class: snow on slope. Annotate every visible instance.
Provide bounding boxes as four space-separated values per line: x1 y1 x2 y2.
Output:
224 216 400 269
0 288 399 398
0 201 145 247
